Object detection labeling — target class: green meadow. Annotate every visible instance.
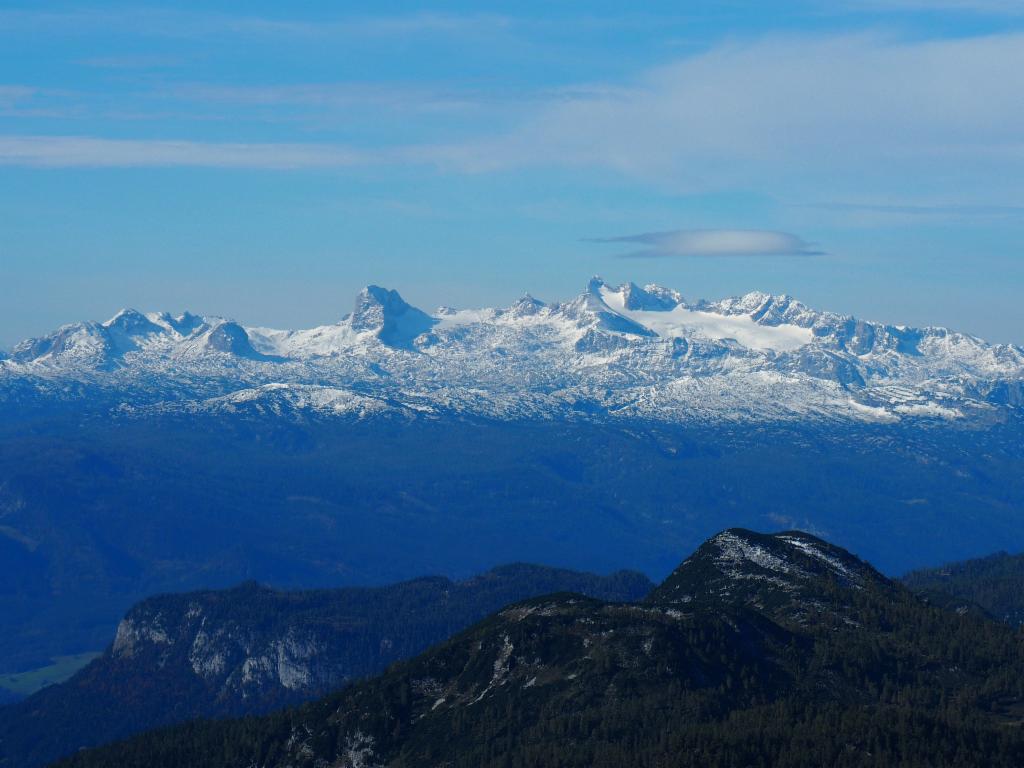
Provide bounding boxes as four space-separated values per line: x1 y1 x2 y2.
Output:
0 653 100 697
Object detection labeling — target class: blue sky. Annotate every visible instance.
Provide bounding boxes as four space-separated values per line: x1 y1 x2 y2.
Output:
2 1 1023 346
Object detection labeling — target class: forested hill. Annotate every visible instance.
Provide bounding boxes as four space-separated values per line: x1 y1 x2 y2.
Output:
57 529 1024 768
903 551 1024 626
0 564 650 768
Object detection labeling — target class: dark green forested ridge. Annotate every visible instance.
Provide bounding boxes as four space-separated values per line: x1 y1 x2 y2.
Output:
0 563 650 768
56 529 1024 768
903 550 1024 626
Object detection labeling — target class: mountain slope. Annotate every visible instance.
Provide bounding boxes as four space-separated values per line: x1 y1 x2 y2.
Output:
57 530 1024 768
0 565 651 768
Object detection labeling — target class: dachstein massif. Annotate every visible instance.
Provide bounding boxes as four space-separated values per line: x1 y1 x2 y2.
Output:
5 277 1022 420
1 279 1022 672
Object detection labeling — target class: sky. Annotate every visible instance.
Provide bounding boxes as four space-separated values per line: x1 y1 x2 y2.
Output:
1 1 1023 347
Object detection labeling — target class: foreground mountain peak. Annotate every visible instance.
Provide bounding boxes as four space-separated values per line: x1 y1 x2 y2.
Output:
648 528 889 621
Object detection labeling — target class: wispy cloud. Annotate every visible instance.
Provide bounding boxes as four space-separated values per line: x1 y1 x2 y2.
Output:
3 29 1024 220
167 83 499 114
169 81 606 109
0 86 35 107
78 55 187 70
437 32 1024 204
587 229 822 258
0 135 377 169
0 9 513 40
800 201 1024 217
844 0 1024 14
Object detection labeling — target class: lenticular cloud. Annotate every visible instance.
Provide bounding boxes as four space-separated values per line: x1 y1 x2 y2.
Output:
587 229 822 258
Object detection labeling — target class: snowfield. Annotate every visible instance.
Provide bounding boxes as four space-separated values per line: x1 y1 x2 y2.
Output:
599 285 813 352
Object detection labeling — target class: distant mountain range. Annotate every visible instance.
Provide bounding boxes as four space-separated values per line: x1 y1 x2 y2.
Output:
53 529 1024 768
3 278 1022 423
0 564 651 768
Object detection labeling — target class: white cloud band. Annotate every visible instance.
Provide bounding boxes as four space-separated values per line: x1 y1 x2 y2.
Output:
0 135 374 169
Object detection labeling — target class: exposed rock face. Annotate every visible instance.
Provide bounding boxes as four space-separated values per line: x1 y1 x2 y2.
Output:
108 589 344 700
112 616 172 657
350 285 437 348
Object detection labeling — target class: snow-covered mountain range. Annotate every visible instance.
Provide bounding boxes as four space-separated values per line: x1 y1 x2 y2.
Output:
3 277 1022 424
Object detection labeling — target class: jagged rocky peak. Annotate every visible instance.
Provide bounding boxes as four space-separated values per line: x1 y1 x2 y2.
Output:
101 309 169 355
350 285 437 348
744 294 811 326
648 528 890 615
643 282 685 307
203 321 276 361
103 308 164 336
9 321 113 364
560 277 657 337
351 286 408 331
702 291 814 328
153 311 206 337
619 281 680 311
584 278 683 312
506 293 546 317
586 274 607 293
